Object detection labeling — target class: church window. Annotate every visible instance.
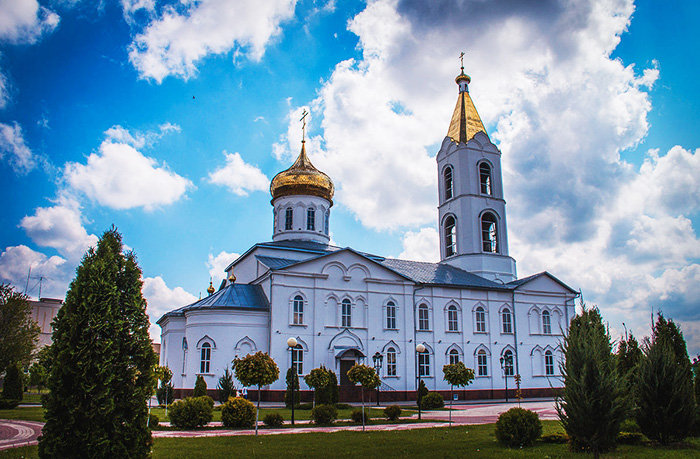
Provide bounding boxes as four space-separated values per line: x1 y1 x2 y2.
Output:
545 350 554 376
285 207 293 230
480 162 492 195
503 349 514 376
341 299 352 327
200 342 211 374
477 349 488 376
481 213 498 253
542 310 552 334
386 347 397 376
293 295 304 325
475 306 486 333
418 349 430 376
386 301 397 329
444 216 457 257
307 208 315 230
502 308 513 334
324 211 330 235
444 166 453 200
292 344 303 374
418 304 429 330
449 349 460 365
447 305 459 332
182 338 188 374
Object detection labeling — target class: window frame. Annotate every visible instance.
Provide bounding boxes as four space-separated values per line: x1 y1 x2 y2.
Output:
444 215 457 257
285 207 293 230
418 351 430 377
477 349 488 376
503 349 514 376
475 306 486 333
481 212 498 253
449 349 460 365
292 344 304 375
502 308 513 334
386 347 397 376
341 299 352 328
542 310 552 335
479 162 492 195
544 350 554 376
418 304 430 331
444 165 453 200
293 295 304 325
307 207 315 231
386 301 397 330
447 305 459 332
200 342 211 374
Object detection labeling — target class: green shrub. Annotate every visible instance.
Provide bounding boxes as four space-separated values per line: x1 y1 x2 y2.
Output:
217 366 236 403
495 407 542 448
617 431 645 445
0 398 20 409
540 432 568 444
311 404 338 425
335 403 353 410
148 414 159 428
285 367 300 408
297 402 313 410
2 363 24 401
263 413 284 427
420 392 444 409
351 408 371 424
193 375 208 397
168 396 214 429
156 382 174 405
619 418 640 433
384 405 402 421
221 396 256 428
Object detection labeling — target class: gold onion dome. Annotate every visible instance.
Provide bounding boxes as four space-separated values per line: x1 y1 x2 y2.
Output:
455 69 471 84
270 141 334 203
447 68 486 144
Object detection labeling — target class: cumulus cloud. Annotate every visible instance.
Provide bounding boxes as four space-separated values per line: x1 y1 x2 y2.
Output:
0 70 8 109
0 122 35 174
207 250 239 286
208 152 269 196
142 276 197 341
64 128 193 210
0 0 59 44
128 0 297 82
0 245 69 300
398 227 439 262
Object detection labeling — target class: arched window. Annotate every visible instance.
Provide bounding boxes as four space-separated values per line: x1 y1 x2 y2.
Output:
285 207 293 230
479 162 492 195
481 213 498 253
182 338 188 374
418 348 430 376
475 306 486 333
444 216 457 257
386 347 397 376
502 308 513 334
449 348 460 365
542 310 551 334
418 304 429 330
307 207 315 230
293 295 304 325
200 342 211 374
503 349 514 376
292 344 303 374
545 350 554 375
447 305 459 332
324 211 330 235
341 299 352 327
444 166 453 200
477 349 488 376
386 301 397 329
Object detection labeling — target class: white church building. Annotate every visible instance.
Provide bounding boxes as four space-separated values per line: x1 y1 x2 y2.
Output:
158 66 578 402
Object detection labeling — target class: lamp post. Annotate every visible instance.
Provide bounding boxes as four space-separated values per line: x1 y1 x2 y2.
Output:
499 354 513 403
372 351 383 406
416 343 426 420
287 337 298 425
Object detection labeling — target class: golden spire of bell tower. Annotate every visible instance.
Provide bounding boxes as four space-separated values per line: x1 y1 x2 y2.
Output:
447 52 487 144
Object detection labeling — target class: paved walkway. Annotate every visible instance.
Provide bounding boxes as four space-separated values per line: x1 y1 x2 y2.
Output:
0 420 43 451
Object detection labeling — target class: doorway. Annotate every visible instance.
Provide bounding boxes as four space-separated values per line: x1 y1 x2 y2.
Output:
339 359 354 386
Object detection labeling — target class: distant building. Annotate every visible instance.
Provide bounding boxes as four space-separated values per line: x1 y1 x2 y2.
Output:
28 298 62 348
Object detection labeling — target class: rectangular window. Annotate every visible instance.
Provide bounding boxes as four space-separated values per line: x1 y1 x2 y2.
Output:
307 208 315 231
448 307 459 331
418 305 429 330
387 350 397 376
475 308 486 333
477 353 488 376
341 300 352 328
545 353 554 376
200 345 211 374
285 208 293 230
419 352 430 377
502 312 512 334
386 303 396 329
292 347 303 374
543 312 552 335
449 351 459 365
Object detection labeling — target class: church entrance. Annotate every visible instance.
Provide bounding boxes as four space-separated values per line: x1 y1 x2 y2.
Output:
339 360 354 386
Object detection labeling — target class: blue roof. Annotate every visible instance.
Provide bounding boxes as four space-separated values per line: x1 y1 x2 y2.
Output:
255 255 301 269
157 283 269 323
378 258 510 289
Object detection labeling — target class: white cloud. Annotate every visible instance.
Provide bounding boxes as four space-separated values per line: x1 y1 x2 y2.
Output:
0 0 59 44
64 134 193 211
104 123 181 149
0 70 8 109
0 245 69 300
142 276 197 341
128 0 297 82
207 250 239 286
0 122 35 174
398 227 439 262
208 152 268 196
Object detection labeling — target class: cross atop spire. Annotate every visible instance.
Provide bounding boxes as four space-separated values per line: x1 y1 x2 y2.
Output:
300 109 309 141
459 51 465 71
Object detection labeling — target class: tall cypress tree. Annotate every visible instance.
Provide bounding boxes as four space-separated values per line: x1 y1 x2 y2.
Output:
39 228 157 458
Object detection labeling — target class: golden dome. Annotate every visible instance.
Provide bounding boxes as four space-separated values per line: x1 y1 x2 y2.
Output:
207 280 215 295
455 69 471 84
270 141 334 203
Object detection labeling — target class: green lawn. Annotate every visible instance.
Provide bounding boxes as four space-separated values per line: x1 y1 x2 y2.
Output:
0 406 44 422
2 422 699 458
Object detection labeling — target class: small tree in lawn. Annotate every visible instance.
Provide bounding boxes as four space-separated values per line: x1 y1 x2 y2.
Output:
442 362 475 423
233 351 279 436
305 365 337 406
347 364 380 432
217 366 235 403
2 362 24 402
285 367 300 408
193 375 207 397
305 366 329 407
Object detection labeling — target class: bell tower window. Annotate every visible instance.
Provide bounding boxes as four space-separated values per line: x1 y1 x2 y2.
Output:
285 207 293 230
481 213 498 253
444 216 457 257
444 166 453 200
307 208 315 230
479 163 492 195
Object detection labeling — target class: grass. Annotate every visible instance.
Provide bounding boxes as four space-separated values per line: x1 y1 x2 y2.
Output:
3 421 699 458
0 406 44 422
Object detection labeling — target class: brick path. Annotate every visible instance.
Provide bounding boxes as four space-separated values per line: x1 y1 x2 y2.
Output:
0 420 43 451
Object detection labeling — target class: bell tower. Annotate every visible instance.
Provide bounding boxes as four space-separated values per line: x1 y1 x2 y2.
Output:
436 61 516 282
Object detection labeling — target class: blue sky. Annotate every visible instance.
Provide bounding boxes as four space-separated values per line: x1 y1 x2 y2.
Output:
1 0 699 354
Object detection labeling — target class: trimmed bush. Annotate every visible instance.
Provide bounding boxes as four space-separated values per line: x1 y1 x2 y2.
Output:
148 414 159 428
193 375 207 397
351 408 371 424
263 413 284 427
540 432 569 444
168 396 214 429
495 407 542 448
420 392 444 409
335 403 353 410
297 402 313 410
311 404 338 425
384 405 402 421
617 431 645 445
221 396 256 428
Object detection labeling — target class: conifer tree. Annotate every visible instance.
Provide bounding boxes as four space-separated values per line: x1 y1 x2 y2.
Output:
39 228 157 459
616 333 642 390
193 374 207 397
284 366 300 408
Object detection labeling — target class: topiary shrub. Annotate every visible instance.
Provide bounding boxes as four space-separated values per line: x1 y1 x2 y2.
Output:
351 408 371 424
384 405 402 421
495 407 542 448
221 396 256 428
420 392 444 409
168 396 214 429
263 413 284 427
148 414 159 428
193 375 208 397
335 403 353 410
540 432 569 444
311 404 338 425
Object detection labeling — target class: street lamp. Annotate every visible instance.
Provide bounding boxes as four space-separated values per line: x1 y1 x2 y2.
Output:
499 353 513 403
287 337 298 425
372 351 383 406
416 343 426 420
